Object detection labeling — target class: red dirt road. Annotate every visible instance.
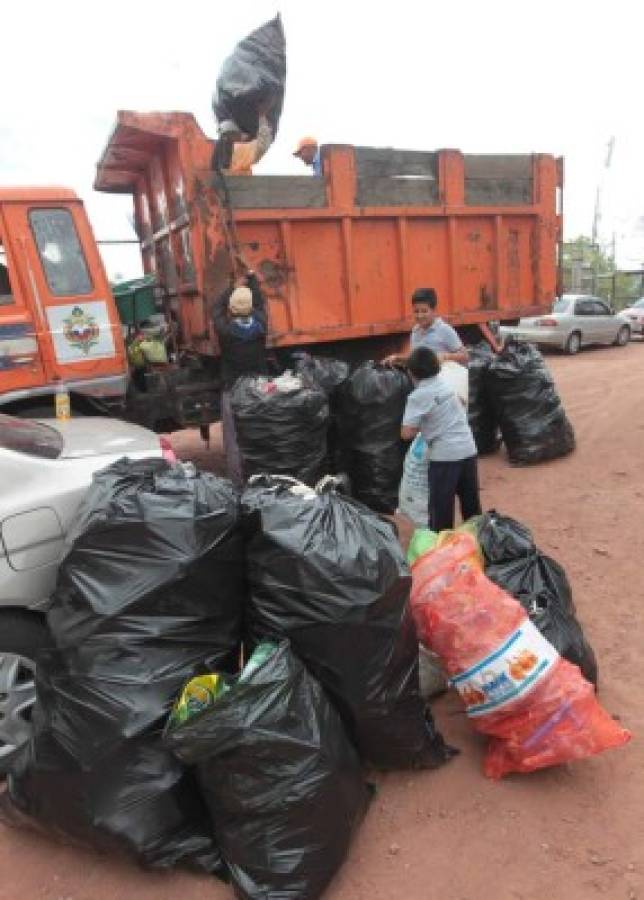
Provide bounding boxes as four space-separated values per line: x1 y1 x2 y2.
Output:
1 346 642 900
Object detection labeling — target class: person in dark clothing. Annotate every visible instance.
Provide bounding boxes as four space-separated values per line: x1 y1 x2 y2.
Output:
213 268 268 486
401 347 482 532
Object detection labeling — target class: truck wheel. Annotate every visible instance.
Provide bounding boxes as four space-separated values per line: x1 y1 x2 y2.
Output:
0 612 49 773
565 331 581 355
614 326 630 347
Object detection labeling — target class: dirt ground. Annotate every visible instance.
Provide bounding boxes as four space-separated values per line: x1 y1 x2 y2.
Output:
1 345 642 900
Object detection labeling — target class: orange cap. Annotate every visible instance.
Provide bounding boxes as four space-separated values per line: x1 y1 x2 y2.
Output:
293 136 318 156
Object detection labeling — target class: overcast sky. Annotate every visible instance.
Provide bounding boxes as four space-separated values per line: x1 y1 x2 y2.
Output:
2 0 643 279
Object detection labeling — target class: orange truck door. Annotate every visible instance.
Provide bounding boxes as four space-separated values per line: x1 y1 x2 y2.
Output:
1 201 127 399
0 208 47 397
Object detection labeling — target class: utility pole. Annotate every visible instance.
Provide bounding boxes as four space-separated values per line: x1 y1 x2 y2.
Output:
592 136 615 246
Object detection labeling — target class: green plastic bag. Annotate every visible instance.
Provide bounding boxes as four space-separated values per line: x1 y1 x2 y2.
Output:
407 517 483 566
407 529 438 566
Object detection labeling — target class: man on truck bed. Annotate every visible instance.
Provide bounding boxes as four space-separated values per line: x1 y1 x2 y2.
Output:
384 287 469 367
293 137 322 175
213 266 268 485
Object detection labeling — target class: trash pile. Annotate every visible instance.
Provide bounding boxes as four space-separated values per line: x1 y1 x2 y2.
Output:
5 459 244 872
409 521 630 779
2 459 456 900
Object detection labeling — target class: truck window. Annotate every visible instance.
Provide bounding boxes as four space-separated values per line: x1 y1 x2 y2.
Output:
0 241 15 306
29 209 93 297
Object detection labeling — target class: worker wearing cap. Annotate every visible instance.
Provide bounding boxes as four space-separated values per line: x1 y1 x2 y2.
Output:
213 267 268 485
293 137 322 175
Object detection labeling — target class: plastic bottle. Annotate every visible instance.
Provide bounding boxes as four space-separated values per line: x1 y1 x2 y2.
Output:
55 383 71 421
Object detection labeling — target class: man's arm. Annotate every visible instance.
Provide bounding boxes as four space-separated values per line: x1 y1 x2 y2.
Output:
383 339 411 367
401 424 419 441
400 391 423 441
245 271 267 329
213 287 231 334
252 116 274 165
439 326 469 365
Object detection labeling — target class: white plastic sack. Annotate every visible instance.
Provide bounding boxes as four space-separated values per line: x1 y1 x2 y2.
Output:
397 362 469 526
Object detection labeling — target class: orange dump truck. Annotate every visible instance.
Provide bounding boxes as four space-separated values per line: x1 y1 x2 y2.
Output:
0 110 562 429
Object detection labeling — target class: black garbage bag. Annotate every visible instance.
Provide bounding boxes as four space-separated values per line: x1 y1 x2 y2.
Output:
478 512 598 687
213 15 286 139
467 341 500 454
336 361 413 513
485 341 575 464
477 509 536 562
231 374 329 486
241 475 458 770
6 458 245 872
292 351 350 396
292 352 351 474
165 640 371 900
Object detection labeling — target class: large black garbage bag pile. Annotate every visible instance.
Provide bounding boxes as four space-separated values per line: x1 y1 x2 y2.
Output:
6 459 245 872
241 475 457 770
165 640 371 900
485 341 575 464
212 15 286 139
231 373 329 485
292 352 351 473
468 340 500 454
336 361 412 512
478 511 598 686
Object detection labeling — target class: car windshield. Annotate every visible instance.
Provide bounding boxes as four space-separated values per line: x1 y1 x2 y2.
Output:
553 298 572 312
631 298 644 309
0 414 63 459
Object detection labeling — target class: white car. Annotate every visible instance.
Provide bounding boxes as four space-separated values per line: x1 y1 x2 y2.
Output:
0 414 169 770
621 298 644 336
500 294 631 354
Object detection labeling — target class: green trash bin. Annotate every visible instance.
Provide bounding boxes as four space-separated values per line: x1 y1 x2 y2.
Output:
111 275 158 326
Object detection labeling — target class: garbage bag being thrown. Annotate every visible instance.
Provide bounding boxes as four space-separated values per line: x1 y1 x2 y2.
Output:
165 640 371 900
6 458 245 872
242 475 457 770
213 15 286 140
410 532 630 778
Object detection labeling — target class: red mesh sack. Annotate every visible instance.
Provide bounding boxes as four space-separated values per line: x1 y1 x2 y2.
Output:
411 533 631 778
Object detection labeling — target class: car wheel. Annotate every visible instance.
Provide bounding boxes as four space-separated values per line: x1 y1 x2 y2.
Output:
565 331 581 355
0 612 49 774
615 326 630 347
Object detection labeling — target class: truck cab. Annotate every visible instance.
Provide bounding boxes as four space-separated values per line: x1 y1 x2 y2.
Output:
0 189 127 417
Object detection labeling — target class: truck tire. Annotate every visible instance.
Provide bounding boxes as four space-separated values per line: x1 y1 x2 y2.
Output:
0 611 49 773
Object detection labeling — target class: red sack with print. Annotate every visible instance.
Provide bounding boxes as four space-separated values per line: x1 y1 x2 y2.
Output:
410 533 631 778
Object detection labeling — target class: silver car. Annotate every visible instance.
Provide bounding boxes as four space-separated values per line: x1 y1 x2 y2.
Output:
621 297 644 336
500 294 632 354
0 414 167 770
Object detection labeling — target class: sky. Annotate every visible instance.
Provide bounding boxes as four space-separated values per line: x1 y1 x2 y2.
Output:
2 0 643 279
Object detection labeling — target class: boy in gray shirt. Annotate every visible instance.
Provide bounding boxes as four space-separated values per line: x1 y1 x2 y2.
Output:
401 347 481 532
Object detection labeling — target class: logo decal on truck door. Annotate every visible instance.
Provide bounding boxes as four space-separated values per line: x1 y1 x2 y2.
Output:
46 301 116 363
62 306 100 354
